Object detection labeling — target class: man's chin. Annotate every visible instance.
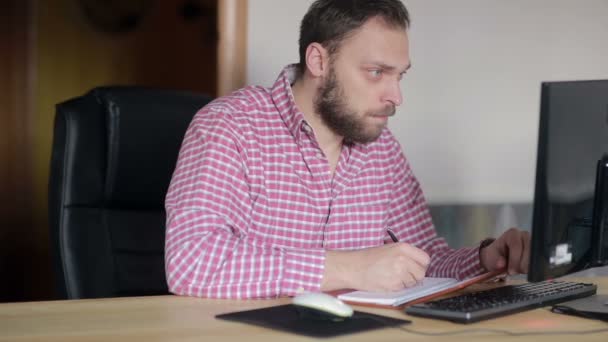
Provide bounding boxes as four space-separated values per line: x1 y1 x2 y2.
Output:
349 128 384 144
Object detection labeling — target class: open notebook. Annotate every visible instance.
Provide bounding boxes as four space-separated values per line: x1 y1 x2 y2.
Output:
337 269 505 308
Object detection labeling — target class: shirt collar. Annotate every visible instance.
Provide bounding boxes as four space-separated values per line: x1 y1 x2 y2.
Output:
270 64 370 154
271 64 309 141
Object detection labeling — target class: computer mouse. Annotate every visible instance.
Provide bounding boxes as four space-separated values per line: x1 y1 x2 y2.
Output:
292 292 354 321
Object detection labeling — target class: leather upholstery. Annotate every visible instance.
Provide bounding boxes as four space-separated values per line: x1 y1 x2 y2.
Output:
49 86 212 299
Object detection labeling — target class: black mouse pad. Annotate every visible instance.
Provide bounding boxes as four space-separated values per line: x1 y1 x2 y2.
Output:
215 304 411 338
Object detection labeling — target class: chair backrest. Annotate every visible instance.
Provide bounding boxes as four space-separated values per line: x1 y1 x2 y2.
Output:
49 86 212 299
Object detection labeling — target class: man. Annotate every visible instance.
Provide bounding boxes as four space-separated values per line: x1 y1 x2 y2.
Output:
165 0 530 299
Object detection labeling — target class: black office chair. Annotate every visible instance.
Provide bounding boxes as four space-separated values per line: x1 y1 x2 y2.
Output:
48 86 212 299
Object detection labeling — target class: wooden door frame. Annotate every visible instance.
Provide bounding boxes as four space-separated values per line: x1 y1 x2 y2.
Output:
217 0 247 96
0 0 37 302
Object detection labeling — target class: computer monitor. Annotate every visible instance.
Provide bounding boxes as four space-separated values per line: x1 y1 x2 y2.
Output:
528 79 608 282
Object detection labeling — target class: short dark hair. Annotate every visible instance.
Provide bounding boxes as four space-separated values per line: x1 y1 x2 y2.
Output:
298 0 410 74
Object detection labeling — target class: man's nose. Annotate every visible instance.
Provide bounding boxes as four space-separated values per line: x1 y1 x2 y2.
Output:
383 81 403 107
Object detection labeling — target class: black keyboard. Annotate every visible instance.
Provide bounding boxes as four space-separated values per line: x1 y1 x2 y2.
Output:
406 280 597 323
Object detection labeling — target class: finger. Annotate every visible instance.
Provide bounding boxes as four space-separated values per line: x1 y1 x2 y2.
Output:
399 270 416 288
403 278 417 288
399 261 426 288
399 244 431 269
404 271 423 287
480 239 504 271
520 231 531 273
408 261 427 282
495 255 506 269
507 230 523 275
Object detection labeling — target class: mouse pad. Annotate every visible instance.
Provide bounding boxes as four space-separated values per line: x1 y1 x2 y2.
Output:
215 304 411 338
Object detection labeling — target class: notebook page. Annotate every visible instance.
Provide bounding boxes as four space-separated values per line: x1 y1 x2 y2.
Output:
337 277 458 306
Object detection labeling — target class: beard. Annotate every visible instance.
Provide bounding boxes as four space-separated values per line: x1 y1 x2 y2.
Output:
314 67 395 144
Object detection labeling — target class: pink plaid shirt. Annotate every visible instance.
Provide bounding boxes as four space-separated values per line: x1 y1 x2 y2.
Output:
165 65 486 299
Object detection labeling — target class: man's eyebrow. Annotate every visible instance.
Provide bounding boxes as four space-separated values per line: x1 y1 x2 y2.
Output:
369 62 412 73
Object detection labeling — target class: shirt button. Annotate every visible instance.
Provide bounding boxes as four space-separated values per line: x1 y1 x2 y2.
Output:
301 123 312 133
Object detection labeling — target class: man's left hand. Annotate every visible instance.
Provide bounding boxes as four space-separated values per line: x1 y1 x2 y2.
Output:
479 228 530 275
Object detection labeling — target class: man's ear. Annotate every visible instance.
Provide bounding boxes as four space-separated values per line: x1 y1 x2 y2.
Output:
304 42 330 78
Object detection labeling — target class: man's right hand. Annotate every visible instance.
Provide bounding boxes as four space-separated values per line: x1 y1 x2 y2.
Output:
321 243 430 292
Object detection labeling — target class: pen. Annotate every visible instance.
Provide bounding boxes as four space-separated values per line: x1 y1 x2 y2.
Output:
387 229 399 243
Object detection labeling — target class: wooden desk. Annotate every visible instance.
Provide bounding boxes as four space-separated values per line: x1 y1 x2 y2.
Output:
1 277 606 342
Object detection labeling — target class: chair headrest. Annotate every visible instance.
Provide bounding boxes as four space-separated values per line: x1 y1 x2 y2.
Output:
52 86 212 210
94 87 211 209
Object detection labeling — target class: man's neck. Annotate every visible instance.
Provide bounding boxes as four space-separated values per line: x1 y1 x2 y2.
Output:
291 76 344 158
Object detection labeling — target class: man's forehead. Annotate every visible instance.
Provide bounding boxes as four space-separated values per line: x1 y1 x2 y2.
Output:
336 17 410 66
344 40 410 70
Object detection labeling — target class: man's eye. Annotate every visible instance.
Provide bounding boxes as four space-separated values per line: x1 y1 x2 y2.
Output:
369 69 383 78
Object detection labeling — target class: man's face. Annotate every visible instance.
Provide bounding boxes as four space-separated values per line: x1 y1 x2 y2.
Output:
314 17 410 144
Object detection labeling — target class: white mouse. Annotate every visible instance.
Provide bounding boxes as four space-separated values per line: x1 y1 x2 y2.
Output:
292 292 354 321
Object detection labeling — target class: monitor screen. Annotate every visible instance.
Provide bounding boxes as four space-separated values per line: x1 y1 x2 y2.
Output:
528 79 608 282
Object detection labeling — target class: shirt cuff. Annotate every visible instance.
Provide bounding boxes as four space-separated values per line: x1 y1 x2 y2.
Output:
280 248 326 296
457 245 489 279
